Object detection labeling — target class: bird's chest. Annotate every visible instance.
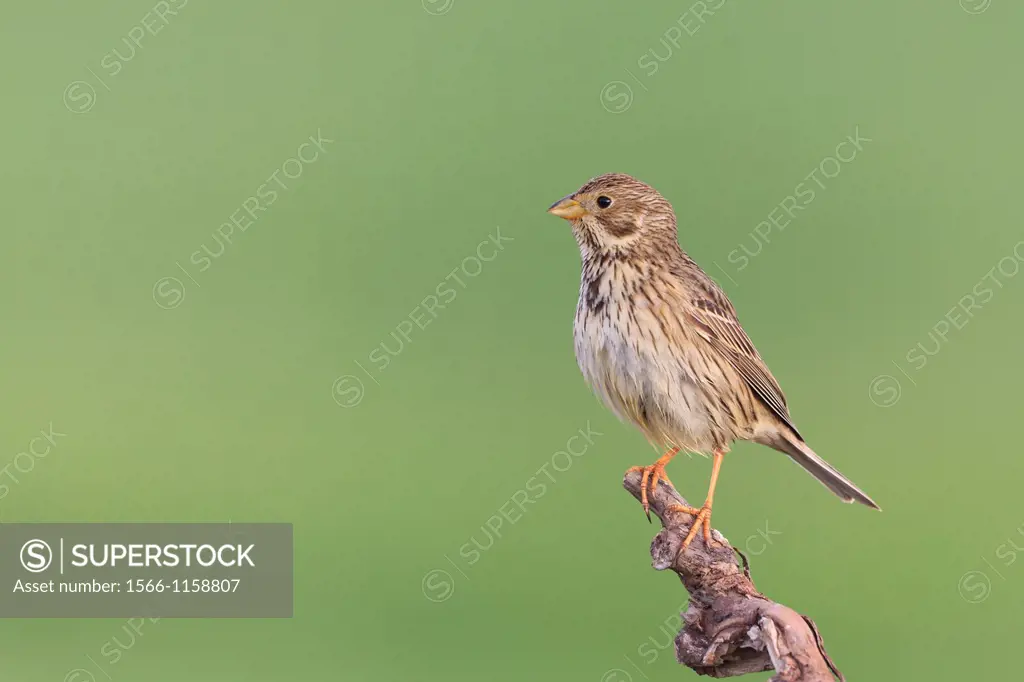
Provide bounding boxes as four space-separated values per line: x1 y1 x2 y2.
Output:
573 284 712 445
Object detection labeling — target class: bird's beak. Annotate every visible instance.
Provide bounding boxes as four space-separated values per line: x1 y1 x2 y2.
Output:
547 196 586 220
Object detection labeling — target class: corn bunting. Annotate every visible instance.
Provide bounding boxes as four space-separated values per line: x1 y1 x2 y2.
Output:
548 173 879 551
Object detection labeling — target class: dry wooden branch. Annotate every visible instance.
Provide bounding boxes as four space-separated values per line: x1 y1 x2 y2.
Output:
622 471 843 681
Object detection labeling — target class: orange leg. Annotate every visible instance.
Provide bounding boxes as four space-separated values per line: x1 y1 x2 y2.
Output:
626 447 681 521
668 449 725 551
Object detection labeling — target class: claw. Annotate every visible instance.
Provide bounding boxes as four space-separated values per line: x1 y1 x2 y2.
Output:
679 504 715 552
665 503 713 553
627 451 677 520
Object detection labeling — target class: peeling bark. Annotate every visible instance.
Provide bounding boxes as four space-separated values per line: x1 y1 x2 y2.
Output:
623 471 843 681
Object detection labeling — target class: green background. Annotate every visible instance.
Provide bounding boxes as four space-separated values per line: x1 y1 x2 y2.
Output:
2 0 1022 680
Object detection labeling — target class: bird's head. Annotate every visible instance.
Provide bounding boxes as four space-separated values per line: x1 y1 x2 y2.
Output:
547 173 677 257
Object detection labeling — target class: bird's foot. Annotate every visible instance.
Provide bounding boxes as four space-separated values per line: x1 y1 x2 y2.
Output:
667 503 716 552
626 462 674 521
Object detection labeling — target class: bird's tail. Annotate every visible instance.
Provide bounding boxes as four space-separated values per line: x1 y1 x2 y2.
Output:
763 432 881 510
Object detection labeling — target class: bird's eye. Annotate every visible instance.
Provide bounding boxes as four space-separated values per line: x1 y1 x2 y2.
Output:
596 196 612 209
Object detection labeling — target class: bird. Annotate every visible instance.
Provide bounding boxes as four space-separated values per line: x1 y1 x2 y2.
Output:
547 173 879 551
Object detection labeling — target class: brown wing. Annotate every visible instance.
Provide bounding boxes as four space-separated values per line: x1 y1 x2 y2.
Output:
686 283 802 439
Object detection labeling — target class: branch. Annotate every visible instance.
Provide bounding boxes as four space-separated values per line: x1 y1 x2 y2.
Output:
622 471 843 681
